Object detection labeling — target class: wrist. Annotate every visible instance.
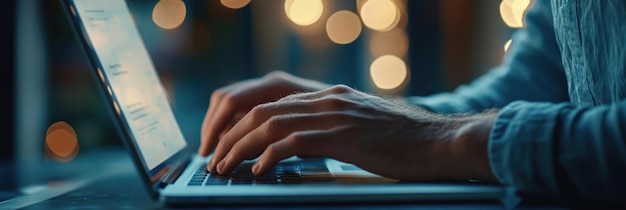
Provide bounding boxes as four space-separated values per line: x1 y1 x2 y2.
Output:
449 111 498 182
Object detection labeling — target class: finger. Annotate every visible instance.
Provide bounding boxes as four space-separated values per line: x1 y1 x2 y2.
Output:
245 151 263 160
252 130 335 176
199 94 221 155
202 77 299 158
200 92 237 157
209 98 342 171
200 80 262 157
210 90 360 171
215 112 350 174
209 101 307 170
217 111 245 140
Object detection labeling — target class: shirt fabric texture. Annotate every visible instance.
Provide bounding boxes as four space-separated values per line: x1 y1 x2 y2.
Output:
406 0 626 204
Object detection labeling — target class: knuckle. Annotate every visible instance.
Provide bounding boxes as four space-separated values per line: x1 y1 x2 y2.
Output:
221 94 237 107
264 71 289 83
230 142 243 155
285 132 308 147
279 93 299 102
328 84 352 94
211 88 227 100
264 143 280 158
263 115 286 135
249 104 269 121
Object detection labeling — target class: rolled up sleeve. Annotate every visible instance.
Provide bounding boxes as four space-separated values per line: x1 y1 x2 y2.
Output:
490 100 626 204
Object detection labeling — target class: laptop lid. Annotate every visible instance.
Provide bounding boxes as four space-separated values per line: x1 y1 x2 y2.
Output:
62 0 192 199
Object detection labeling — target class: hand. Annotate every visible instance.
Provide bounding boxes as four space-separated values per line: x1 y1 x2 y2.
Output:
198 71 330 156
207 84 498 182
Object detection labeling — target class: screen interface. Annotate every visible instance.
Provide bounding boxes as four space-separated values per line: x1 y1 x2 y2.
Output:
72 0 187 170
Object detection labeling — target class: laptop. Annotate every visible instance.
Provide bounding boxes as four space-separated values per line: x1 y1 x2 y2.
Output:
62 0 506 207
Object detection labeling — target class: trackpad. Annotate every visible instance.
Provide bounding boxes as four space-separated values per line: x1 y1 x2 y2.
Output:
325 159 398 183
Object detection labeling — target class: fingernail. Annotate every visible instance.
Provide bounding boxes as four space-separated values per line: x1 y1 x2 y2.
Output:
217 160 226 173
208 159 215 171
252 163 261 175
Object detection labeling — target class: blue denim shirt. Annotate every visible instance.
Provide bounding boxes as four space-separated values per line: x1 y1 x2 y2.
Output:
407 0 626 203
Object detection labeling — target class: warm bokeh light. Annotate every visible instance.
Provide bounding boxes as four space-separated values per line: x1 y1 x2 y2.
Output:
369 27 408 57
152 0 187 30
106 85 113 97
499 1 520 28
97 68 105 83
360 0 400 31
113 100 121 115
284 0 324 26
356 0 367 12
370 55 408 90
504 39 512 52
326 10 362 44
500 0 531 28
220 0 251 9
510 0 530 25
46 121 79 162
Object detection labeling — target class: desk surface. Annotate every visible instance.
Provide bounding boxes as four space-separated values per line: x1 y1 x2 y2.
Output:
0 148 569 209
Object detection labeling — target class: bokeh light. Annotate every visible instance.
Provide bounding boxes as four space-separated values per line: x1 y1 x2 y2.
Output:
510 0 530 25
152 0 187 30
46 121 79 162
499 1 520 28
356 0 367 13
360 0 400 32
113 100 121 115
284 0 324 26
500 0 531 28
504 39 512 52
326 10 362 44
220 0 251 9
97 68 105 83
370 55 408 90
369 27 408 58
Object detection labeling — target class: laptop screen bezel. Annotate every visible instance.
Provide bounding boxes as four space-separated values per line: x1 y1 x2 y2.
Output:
62 0 192 200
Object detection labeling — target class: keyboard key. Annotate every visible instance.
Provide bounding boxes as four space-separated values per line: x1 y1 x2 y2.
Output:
188 180 204 186
190 161 311 186
255 180 279 185
279 179 302 184
205 179 228 185
231 180 254 185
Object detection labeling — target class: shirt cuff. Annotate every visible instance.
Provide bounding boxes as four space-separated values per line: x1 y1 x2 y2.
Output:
488 101 568 196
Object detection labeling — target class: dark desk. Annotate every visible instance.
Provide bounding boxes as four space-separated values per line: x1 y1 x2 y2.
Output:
0 148 568 209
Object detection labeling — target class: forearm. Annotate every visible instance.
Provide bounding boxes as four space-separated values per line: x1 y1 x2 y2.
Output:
400 108 499 182
449 111 499 182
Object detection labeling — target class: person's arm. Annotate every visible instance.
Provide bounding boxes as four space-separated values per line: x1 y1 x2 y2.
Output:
407 0 569 114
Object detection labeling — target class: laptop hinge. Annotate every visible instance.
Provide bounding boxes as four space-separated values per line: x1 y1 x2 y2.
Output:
160 156 191 185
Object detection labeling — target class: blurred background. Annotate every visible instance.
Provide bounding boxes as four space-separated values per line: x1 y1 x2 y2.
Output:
3 0 532 190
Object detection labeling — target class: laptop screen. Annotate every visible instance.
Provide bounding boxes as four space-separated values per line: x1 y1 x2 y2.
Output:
71 0 187 171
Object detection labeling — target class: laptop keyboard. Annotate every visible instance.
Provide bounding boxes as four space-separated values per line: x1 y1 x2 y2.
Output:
188 161 332 186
